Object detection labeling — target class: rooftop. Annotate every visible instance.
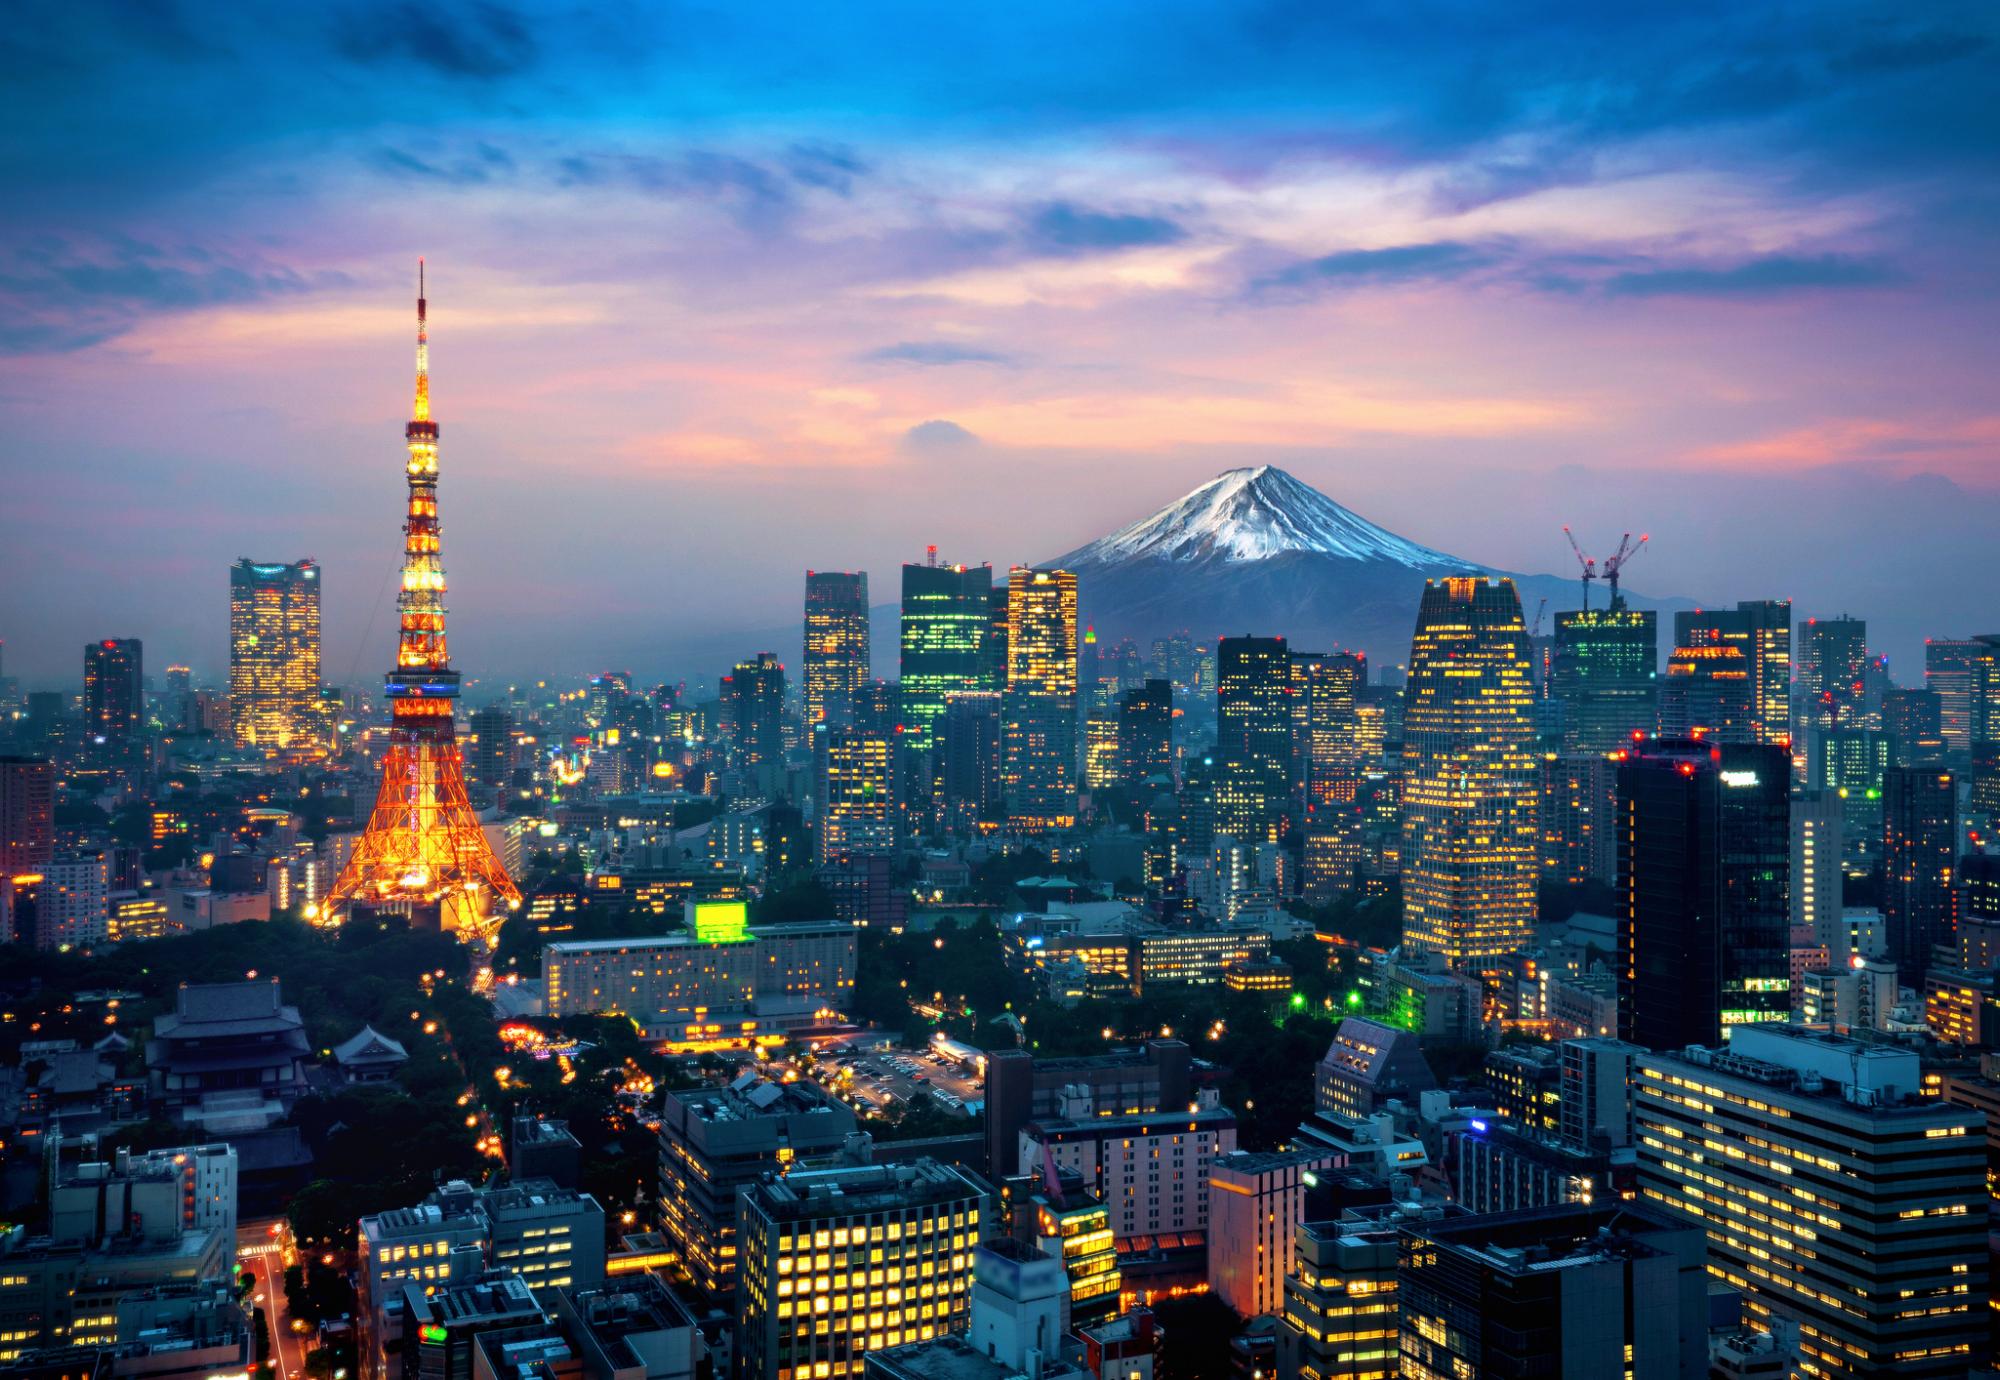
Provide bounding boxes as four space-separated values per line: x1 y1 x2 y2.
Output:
747 1159 987 1224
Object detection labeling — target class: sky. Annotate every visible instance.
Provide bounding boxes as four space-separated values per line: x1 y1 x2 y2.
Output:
3 0 1998 689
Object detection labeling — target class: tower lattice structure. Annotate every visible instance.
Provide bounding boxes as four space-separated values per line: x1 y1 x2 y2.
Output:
327 265 520 941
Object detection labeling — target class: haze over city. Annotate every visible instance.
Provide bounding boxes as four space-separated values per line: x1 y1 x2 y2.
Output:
5 2 1999 684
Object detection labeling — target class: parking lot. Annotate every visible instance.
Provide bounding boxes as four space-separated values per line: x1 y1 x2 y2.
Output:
811 1043 985 1118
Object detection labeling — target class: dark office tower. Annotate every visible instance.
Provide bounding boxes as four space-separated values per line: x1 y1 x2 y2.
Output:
83 639 143 744
801 570 869 730
1538 753 1616 886
1 756 56 876
1978 634 2000 748
1800 615 1867 732
1882 768 1958 980
1551 606 1657 754
229 558 323 752
467 706 514 801
1881 687 1944 766
1673 600 1792 747
899 559 992 753
1119 680 1175 791
1618 740 1792 1048
1973 742 2000 820
937 690 1003 833
721 653 786 771
813 724 896 863
1926 638 1980 756
1215 636 1294 845
1814 729 1893 853
1402 577 1540 974
984 584 1012 691
1001 567 1079 831
1659 642 1752 742
1294 651 1364 807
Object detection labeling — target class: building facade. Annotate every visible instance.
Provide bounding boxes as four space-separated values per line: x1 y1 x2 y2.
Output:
229 559 323 752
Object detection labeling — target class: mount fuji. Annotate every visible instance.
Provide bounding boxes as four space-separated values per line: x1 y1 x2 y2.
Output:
1046 465 1681 664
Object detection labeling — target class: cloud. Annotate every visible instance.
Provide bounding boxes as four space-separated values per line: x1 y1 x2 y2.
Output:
371 142 514 183
1251 241 1493 296
331 1 537 78
1602 254 1897 298
1023 202 1186 256
0 238 349 354
902 419 981 452
551 150 805 228
860 341 1013 366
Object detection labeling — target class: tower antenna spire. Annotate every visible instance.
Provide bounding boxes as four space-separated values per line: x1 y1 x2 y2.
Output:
413 258 430 424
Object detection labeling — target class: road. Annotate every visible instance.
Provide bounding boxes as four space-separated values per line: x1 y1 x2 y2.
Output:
238 1217 311 1380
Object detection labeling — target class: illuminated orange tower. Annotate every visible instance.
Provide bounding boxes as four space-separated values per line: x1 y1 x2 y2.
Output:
327 264 520 941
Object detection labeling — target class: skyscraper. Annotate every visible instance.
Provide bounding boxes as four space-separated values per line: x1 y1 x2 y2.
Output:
1001 567 1078 831
1294 650 1364 806
1790 788 1845 958
1801 615 1867 732
466 705 515 801
229 558 323 752
1673 600 1791 747
83 638 142 745
1881 768 1956 980
937 690 1003 833
815 724 896 862
0 756 55 877
1617 739 1791 1049
899 559 992 753
1881 686 1944 766
1118 680 1174 791
1550 606 1657 754
1401 577 1539 974
1215 636 1294 845
1659 642 1751 742
1926 637 1980 756
721 652 786 774
327 268 519 939
803 570 870 730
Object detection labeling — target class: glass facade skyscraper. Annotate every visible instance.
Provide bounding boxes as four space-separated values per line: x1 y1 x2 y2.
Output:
1400 577 1539 974
898 561 992 753
1551 605 1656 754
229 558 323 752
803 570 870 730
1215 636 1293 844
1673 600 1791 748
1000 567 1078 831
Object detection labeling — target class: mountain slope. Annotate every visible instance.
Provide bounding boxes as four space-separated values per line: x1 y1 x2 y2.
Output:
1046 465 1681 663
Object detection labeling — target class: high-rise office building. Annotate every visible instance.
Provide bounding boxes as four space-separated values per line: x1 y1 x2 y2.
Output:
938 691 1003 833
1537 753 1616 886
1635 1028 1986 1379
0 755 55 878
1659 642 1751 742
1673 600 1791 748
1551 606 1657 754
1881 686 1945 766
736 1160 987 1380
816 725 897 862
1401 577 1539 973
1294 651 1364 806
1117 680 1174 791
1813 729 1893 852
723 652 787 772
804 571 871 730
1926 638 1980 756
1215 636 1294 845
229 558 323 751
1801 615 1868 732
1206 1150 1337 1321
900 560 993 753
1881 768 1956 980
83 638 143 744
1790 788 1845 956
467 705 515 801
1001 568 1078 831
1617 740 1790 1050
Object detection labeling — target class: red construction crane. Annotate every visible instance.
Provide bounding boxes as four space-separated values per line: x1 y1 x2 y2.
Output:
1602 533 1649 606
1561 526 1597 610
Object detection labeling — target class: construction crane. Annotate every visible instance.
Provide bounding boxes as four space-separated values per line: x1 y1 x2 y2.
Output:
1602 533 1649 607
1529 597 1548 637
1561 526 1597 610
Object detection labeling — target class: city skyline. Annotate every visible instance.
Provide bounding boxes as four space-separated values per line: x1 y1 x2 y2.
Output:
6 3 2000 683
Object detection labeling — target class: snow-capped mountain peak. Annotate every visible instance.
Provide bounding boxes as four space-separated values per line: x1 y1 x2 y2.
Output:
1054 465 1466 569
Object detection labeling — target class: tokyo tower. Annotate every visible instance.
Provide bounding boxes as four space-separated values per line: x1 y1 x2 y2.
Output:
326 264 521 942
